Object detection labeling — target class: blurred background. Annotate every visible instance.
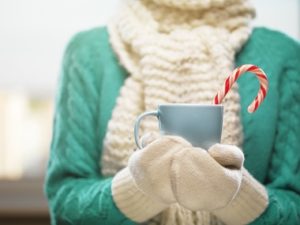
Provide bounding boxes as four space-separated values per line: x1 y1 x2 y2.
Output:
0 0 299 224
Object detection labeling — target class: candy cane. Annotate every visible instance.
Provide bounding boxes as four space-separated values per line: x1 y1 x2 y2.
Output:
214 64 268 113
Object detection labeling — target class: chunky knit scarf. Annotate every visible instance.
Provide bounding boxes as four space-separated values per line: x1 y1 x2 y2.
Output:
101 0 255 224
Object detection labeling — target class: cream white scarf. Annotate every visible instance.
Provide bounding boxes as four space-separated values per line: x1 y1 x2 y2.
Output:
101 0 255 224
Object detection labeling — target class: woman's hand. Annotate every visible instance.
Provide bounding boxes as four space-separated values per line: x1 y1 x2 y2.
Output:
112 135 192 222
128 135 192 205
170 143 244 211
113 135 258 223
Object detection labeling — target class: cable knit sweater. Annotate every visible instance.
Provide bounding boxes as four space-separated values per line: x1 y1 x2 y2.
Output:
45 27 300 225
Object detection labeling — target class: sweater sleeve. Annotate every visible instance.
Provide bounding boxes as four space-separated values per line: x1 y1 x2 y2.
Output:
45 29 136 225
249 40 300 225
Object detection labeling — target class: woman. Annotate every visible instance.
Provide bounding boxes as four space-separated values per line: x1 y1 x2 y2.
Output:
45 0 300 224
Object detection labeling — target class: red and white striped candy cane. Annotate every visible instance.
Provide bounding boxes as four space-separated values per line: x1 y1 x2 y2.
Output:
214 64 268 113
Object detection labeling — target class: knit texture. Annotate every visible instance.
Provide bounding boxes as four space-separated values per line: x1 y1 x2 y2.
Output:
112 167 168 222
151 0 251 10
169 143 245 211
102 0 254 223
45 27 300 225
212 168 268 225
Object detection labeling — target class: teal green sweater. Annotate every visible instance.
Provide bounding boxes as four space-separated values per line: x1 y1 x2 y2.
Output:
45 27 300 225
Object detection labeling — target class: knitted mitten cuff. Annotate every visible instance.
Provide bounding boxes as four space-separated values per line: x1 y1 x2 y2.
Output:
112 167 168 222
212 168 269 225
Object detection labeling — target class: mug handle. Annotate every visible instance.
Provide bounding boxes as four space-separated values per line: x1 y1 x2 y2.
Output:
134 111 158 149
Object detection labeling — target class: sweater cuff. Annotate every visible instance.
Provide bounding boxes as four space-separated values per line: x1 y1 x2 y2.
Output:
212 168 269 225
112 167 168 223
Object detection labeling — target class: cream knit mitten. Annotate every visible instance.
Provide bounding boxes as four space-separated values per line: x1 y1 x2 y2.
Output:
171 143 269 224
112 136 268 224
112 136 191 223
209 145 269 225
171 144 244 211
212 171 269 225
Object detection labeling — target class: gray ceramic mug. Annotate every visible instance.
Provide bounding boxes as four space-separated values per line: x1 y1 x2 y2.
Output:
134 104 223 150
